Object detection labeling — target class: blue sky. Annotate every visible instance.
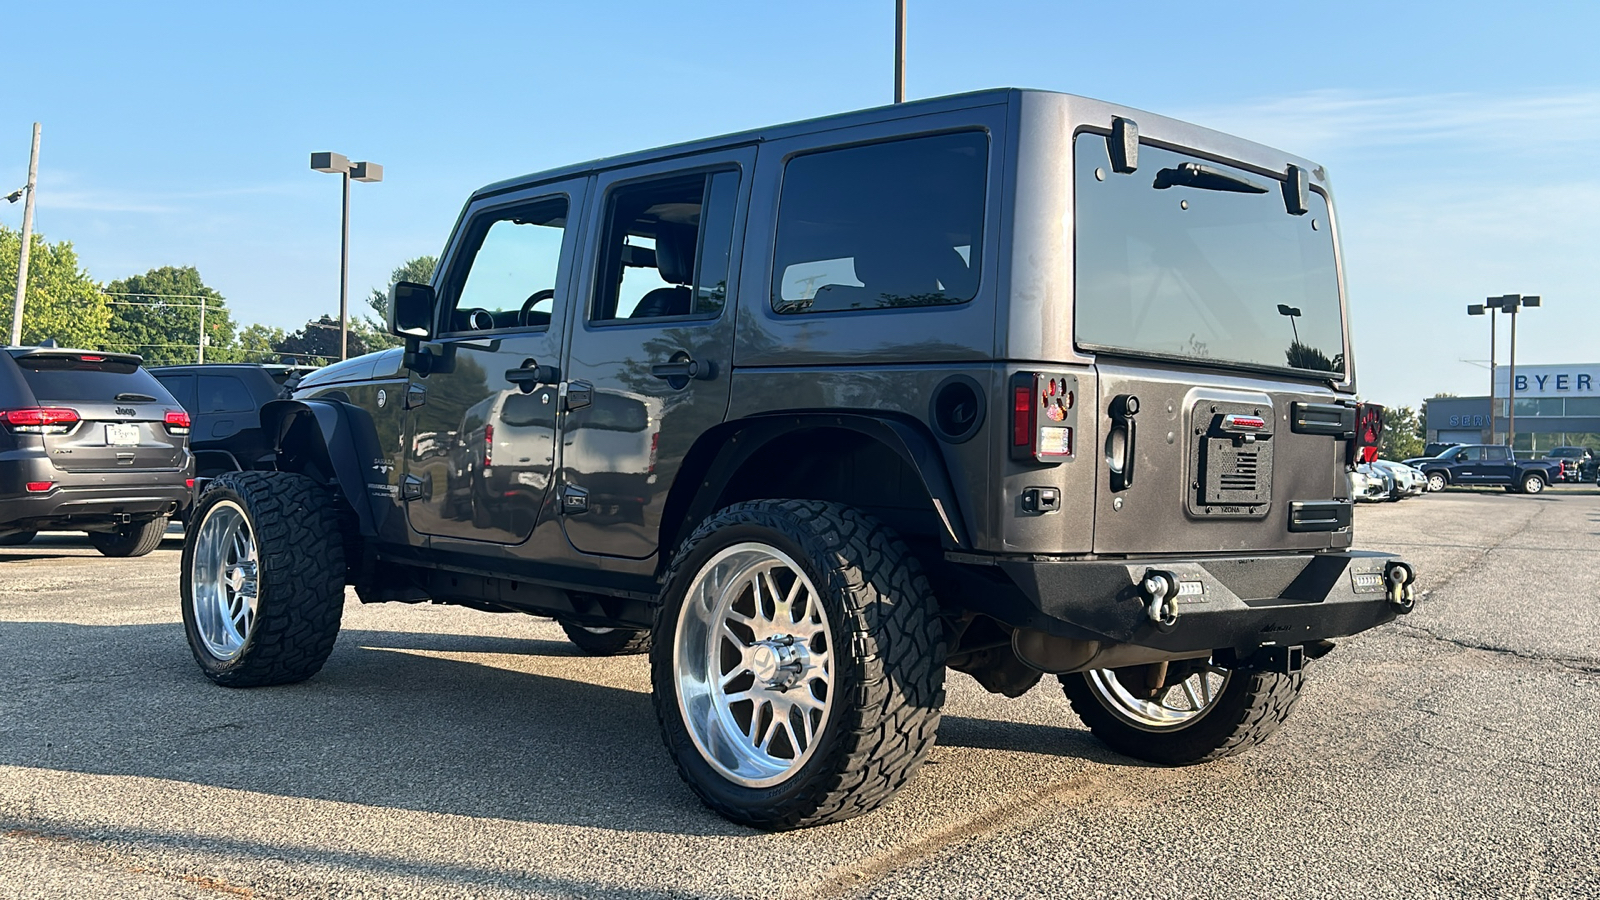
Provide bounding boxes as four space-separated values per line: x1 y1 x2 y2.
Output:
1 1 1595 407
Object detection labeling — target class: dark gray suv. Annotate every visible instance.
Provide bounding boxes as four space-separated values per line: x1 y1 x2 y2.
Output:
179 89 1416 830
1 347 193 555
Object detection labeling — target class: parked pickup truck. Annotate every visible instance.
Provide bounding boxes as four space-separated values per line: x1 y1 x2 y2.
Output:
1403 445 1562 494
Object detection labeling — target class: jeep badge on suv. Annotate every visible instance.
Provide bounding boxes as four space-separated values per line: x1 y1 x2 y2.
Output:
179 89 1416 830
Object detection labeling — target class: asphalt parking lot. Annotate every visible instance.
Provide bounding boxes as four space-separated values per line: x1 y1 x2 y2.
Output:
3 491 1598 899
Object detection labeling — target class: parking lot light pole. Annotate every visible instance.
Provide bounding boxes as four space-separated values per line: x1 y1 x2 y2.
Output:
9 123 40 347
1494 294 1540 454
1467 301 1498 442
310 152 383 360
1277 304 1302 345
894 0 906 103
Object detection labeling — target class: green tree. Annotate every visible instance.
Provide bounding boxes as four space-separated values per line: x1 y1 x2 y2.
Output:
231 323 288 363
104 266 233 365
0 226 112 348
362 254 437 352
274 315 366 364
1380 406 1425 460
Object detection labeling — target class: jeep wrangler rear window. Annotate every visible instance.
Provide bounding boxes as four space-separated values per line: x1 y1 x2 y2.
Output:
1074 136 1346 375
772 131 987 314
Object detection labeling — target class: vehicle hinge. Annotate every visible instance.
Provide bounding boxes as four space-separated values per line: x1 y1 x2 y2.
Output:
405 382 426 409
401 474 426 501
565 380 593 412
561 484 588 514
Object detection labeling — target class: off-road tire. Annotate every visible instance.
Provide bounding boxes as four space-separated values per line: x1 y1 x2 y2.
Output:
0 531 37 547
181 471 345 688
1425 472 1447 492
651 500 947 830
1521 473 1546 494
560 621 651 656
1062 666 1305 766
89 517 168 557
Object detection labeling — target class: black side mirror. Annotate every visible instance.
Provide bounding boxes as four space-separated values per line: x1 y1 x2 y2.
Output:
389 281 436 340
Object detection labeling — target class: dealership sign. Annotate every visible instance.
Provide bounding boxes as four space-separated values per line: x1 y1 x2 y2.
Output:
1493 364 1598 397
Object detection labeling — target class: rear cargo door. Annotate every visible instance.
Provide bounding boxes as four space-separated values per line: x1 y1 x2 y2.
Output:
1072 133 1353 555
11 352 186 472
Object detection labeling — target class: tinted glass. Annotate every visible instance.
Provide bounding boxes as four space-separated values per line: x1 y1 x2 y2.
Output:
13 358 175 404
695 171 740 315
772 131 987 314
1484 446 1509 460
589 394 648 432
1565 397 1600 416
500 392 547 428
452 198 568 332
199 374 255 413
1075 137 1345 374
154 373 197 411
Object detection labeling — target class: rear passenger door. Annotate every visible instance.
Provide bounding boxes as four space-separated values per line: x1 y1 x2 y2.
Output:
558 149 754 559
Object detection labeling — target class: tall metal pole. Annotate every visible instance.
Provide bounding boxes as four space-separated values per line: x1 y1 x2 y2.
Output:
339 169 351 361
9 123 40 346
1507 304 1517 454
893 0 906 103
1488 310 1497 442
197 300 206 364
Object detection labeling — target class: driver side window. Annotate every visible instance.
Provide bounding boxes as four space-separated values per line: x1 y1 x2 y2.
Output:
449 197 569 333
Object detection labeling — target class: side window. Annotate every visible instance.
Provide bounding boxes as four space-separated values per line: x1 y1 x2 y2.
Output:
591 170 741 322
772 131 988 314
1485 446 1509 461
448 197 569 333
199 374 254 414
156 374 196 412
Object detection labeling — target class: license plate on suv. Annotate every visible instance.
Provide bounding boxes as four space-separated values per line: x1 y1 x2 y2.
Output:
106 423 140 446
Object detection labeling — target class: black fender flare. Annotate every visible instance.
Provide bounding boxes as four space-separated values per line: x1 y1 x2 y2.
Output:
260 398 387 537
672 411 972 553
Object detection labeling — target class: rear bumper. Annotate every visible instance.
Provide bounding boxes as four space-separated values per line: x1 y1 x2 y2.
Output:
0 454 192 533
974 550 1413 655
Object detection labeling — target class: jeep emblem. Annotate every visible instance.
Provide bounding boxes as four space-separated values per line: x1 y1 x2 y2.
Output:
115 406 136 416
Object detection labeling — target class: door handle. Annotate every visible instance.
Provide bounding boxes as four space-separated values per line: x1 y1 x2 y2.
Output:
506 360 560 392
650 356 715 382
1109 394 1139 492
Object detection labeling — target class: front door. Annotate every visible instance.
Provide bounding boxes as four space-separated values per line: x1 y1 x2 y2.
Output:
559 150 753 558
405 178 587 543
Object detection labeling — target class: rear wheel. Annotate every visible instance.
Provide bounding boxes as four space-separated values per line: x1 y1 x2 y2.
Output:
0 531 37 547
89 517 168 557
560 621 651 656
652 500 946 830
1062 659 1305 765
1521 472 1546 494
181 471 346 687
1425 472 1447 492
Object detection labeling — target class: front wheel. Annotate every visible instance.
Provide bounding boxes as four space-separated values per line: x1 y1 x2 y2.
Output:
89 517 168 557
181 471 346 687
1521 473 1546 494
651 500 946 830
1425 472 1447 492
1062 659 1304 766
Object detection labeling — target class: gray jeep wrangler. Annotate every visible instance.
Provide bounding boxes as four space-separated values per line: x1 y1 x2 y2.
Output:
181 89 1416 830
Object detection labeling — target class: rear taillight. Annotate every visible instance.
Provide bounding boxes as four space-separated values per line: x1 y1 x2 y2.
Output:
1350 402 1384 465
484 423 494 470
164 410 191 435
1010 373 1075 462
2 407 80 434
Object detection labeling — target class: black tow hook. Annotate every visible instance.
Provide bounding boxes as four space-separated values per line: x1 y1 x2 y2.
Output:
1139 569 1181 630
1384 561 1417 613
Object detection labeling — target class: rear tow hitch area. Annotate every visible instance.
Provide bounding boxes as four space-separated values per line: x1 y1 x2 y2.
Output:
1384 561 1417 613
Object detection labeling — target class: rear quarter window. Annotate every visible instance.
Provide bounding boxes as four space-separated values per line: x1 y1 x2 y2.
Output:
771 131 988 315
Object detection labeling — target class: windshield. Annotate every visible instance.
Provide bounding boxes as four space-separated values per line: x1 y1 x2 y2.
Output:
1074 136 1346 375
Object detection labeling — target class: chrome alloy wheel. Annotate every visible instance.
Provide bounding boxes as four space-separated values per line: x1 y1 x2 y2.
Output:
1085 662 1232 732
674 542 834 788
190 500 259 661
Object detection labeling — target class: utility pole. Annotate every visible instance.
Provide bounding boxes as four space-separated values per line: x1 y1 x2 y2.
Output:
9 123 40 346
198 300 206 364
894 0 906 103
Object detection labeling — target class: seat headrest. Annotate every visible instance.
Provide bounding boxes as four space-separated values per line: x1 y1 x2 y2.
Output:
654 224 696 286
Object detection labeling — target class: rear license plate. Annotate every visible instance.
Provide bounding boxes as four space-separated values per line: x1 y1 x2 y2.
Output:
106 423 140 446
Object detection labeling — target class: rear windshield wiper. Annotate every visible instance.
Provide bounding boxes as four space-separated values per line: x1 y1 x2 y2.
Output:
115 392 159 402
1153 162 1268 194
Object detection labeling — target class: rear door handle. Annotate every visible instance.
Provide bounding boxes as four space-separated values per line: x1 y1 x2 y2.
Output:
650 355 715 382
1109 394 1139 492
